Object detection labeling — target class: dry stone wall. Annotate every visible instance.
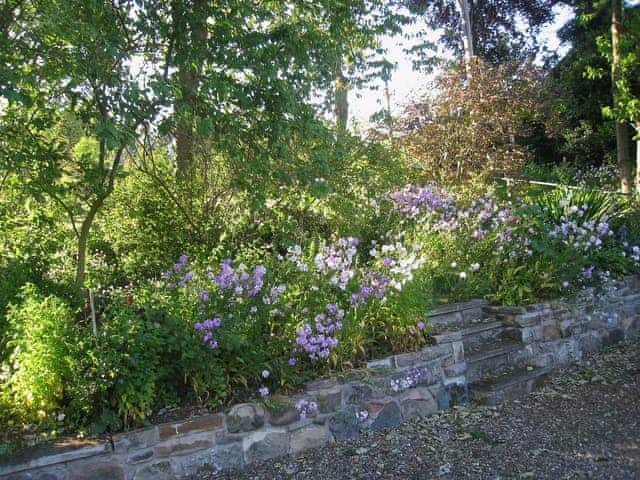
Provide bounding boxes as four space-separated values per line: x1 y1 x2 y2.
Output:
2 277 639 480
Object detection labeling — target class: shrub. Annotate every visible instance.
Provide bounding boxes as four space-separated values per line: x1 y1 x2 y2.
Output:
396 60 546 183
0 285 76 423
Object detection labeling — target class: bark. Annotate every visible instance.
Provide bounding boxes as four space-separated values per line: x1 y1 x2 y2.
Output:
635 124 640 194
456 0 474 73
74 147 125 288
612 0 633 193
334 61 349 133
384 79 393 140
173 0 208 181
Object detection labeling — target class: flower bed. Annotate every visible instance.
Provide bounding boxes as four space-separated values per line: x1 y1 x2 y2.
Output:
2 276 639 479
2 184 639 461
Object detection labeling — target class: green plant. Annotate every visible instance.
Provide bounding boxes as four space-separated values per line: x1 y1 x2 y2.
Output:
0 285 77 423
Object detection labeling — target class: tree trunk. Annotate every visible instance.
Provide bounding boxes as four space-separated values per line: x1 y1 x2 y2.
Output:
384 79 393 141
612 0 632 193
173 0 207 181
456 0 474 72
74 148 124 289
334 61 349 133
635 124 640 194
75 199 103 289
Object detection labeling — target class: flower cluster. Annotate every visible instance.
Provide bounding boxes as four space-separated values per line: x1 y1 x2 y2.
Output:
548 214 614 252
390 366 429 393
390 184 457 228
369 241 426 291
573 164 618 190
313 237 359 290
295 303 345 361
194 317 222 349
162 254 194 288
623 243 640 267
350 271 390 307
355 410 369 422
285 244 308 272
295 399 319 419
210 260 267 298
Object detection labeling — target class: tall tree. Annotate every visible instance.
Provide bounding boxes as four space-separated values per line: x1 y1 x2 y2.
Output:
579 0 639 192
321 1 408 132
611 0 632 192
407 0 561 65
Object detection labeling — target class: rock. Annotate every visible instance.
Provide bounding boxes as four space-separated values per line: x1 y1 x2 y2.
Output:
438 463 452 475
370 400 401 430
314 386 342 413
343 384 374 405
398 387 438 419
113 426 159 453
604 328 625 346
68 460 125 480
328 408 360 441
133 461 176 480
290 425 327 454
268 401 300 427
127 449 154 464
244 431 290 463
227 403 266 433
154 432 214 457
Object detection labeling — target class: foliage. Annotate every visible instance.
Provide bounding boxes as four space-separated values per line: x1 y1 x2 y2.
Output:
406 0 561 66
0 286 77 423
396 60 546 183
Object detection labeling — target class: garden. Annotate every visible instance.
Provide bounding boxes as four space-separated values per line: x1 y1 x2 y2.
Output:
1 0 639 461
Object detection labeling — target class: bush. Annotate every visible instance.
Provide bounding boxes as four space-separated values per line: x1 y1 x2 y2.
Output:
0 285 77 424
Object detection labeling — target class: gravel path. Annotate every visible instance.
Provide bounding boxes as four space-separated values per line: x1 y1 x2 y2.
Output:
195 340 640 480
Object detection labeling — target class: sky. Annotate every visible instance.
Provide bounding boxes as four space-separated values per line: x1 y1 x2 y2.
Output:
349 3 576 129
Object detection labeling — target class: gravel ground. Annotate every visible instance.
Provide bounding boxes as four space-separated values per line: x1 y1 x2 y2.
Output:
195 339 640 480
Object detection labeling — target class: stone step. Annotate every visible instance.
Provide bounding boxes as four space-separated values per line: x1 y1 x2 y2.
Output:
433 318 509 350
427 299 490 330
459 319 506 351
465 340 525 383
470 366 551 406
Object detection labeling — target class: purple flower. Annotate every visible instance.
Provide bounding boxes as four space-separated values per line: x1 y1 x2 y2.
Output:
261 370 270 379
200 290 210 301
259 387 269 398
184 272 193 281
208 340 218 349
288 358 297 366
417 321 425 331
179 254 188 264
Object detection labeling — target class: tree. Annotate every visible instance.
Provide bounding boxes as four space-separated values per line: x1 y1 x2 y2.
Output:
606 0 639 192
396 60 546 182
321 1 408 132
1 0 153 289
540 0 617 167
407 0 562 66
3 0 404 292
576 0 640 192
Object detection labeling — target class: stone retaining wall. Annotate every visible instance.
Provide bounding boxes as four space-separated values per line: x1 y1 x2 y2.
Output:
2 277 639 480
